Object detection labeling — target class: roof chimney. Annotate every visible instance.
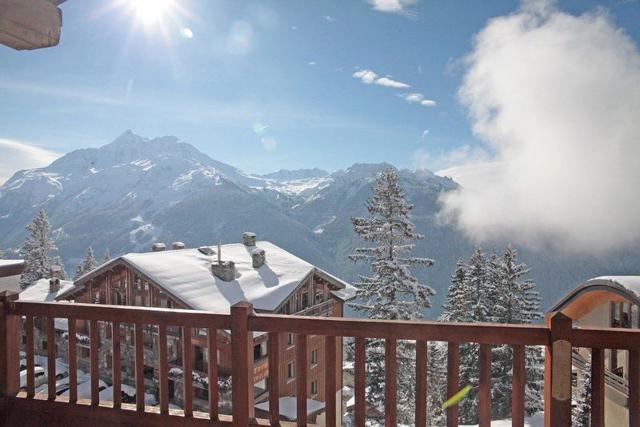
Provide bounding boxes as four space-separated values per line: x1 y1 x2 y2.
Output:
252 248 266 268
172 242 185 250
243 232 256 247
49 278 60 293
212 260 236 282
152 243 166 252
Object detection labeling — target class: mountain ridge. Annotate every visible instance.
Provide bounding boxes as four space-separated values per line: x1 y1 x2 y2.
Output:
2 131 639 316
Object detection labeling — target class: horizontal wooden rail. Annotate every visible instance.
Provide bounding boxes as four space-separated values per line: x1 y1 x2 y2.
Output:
6 294 640 427
250 314 550 345
10 301 231 329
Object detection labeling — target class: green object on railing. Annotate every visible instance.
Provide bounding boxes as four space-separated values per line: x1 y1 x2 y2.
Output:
442 385 473 409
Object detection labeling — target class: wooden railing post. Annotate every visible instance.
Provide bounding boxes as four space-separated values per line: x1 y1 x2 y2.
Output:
0 291 19 427
545 312 572 427
231 302 255 426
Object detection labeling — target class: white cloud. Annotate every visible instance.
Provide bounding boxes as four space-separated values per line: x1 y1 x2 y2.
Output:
325 15 335 22
400 92 436 106
353 69 378 84
438 0 640 253
261 136 277 151
368 0 418 15
0 138 60 184
413 145 490 171
375 77 410 89
421 129 429 139
353 69 411 89
308 61 317 66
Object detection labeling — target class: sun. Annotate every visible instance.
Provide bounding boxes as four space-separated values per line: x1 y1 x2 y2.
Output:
130 0 176 27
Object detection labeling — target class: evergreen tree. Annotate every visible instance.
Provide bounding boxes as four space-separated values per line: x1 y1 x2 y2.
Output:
491 246 544 418
437 245 543 423
103 248 111 263
74 246 97 279
348 168 435 424
19 209 57 289
440 259 470 322
573 359 592 426
426 341 447 426
0 248 5 258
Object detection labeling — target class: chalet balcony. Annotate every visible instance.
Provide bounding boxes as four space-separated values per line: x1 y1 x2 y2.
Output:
1 291 639 426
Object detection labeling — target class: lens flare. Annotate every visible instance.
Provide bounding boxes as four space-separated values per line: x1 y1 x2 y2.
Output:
131 0 175 27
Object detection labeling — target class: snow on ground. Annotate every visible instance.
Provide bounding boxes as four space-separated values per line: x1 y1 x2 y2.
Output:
461 413 544 427
255 396 325 420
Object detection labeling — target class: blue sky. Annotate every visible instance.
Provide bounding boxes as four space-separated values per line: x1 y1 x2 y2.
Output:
1 0 639 180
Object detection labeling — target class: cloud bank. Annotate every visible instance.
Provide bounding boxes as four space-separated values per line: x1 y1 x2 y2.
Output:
0 138 60 184
439 0 640 253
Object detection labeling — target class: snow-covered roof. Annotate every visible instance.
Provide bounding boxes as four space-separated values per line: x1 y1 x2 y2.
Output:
255 396 325 420
20 278 75 302
548 276 640 314
73 241 353 313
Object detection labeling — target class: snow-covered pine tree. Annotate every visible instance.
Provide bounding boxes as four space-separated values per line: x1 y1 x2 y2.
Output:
103 248 111 263
19 209 57 289
491 246 543 419
440 259 470 323
427 341 448 426
0 248 5 258
50 255 68 280
348 168 435 425
74 247 97 279
572 358 592 426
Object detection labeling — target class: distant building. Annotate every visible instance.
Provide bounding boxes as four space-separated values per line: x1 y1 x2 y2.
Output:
21 233 355 421
548 276 640 425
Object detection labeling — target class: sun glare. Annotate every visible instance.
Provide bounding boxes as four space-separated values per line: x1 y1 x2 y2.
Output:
131 0 175 27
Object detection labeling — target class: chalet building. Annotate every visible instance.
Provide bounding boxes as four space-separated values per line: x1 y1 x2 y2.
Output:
20 233 355 420
547 276 640 425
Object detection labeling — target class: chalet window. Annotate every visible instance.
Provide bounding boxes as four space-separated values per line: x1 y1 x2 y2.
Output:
302 292 309 310
314 290 323 304
310 349 318 366
311 380 318 397
287 362 295 380
254 344 262 361
22 335 26 345
42 340 47 351
287 334 295 346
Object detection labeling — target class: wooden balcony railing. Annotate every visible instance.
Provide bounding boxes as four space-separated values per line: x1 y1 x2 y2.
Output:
1 290 640 426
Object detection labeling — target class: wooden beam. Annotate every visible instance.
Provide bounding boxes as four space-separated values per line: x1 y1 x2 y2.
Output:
112 321 121 409
547 312 572 427
183 326 193 418
296 334 308 427
384 338 397 426
267 332 280 426
512 345 525 427
478 344 491 427
415 340 428 427
135 323 145 412
68 318 77 404
590 348 604 427
25 316 35 398
629 349 640 427
158 323 168 415
447 342 460 427
46 317 56 402
231 302 254 426
208 327 218 422
89 320 99 406
354 337 366 427
324 335 337 427
0 0 62 51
